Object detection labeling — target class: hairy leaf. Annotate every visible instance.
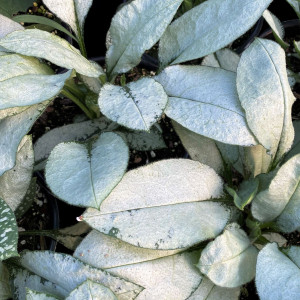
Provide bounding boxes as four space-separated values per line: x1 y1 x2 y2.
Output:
66 280 117 300
197 223 258 288
0 29 102 77
251 154 300 223
256 243 300 300
156 65 257 146
74 231 201 300
0 14 23 37
82 159 229 250
237 38 295 163
159 0 272 67
105 0 183 77
0 102 49 177
0 198 18 260
98 78 168 131
283 120 300 163
26 289 60 300
45 132 129 209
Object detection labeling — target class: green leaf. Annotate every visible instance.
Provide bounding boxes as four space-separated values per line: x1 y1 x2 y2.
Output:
156 65 257 146
0 29 103 77
26 289 60 300
105 0 183 77
82 159 229 250
74 230 202 299
187 277 240 300
0 135 34 213
197 223 258 288
13 15 78 42
45 132 129 209
18 251 143 299
294 40 300 57
0 101 49 176
237 38 295 164
256 243 300 300
251 154 300 224
98 78 168 131
159 0 272 67
66 280 117 300
43 0 92 39
286 0 300 19
226 178 259 211
283 120 300 163
0 261 11 299
0 0 33 18
0 197 18 261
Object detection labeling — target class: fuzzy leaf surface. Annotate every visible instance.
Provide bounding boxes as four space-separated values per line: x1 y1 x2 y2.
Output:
98 78 168 131
105 0 183 77
45 132 129 209
0 135 34 212
74 231 201 300
187 277 240 300
197 223 258 288
0 102 48 176
159 0 272 67
283 120 300 163
256 243 300 300
156 65 257 146
237 38 295 163
0 29 102 77
83 159 229 250
0 198 18 260
26 289 60 300
18 251 143 299
251 154 300 223
65 280 117 300
0 14 23 38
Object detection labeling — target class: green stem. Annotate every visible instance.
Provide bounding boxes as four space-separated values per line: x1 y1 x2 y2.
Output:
64 82 85 100
61 89 95 120
19 229 58 240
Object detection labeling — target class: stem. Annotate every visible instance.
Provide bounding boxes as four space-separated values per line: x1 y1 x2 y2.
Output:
61 89 95 120
64 81 85 100
19 229 58 240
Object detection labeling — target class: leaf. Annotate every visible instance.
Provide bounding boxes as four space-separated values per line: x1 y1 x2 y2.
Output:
0 198 18 261
226 178 259 211
158 0 272 67
18 251 143 299
172 121 224 174
187 277 240 300
105 0 183 77
74 231 202 300
34 118 118 168
98 78 168 131
256 243 300 300
43 0 93 39
283 121 300 163
155 65 257 146
237 38 295 164
45 132 129 209
82 159 229 250
197 223 258 288
0 101 49 176
251 154 300 223
0 29 103 77
0 0 33 18
66 280 117 300
13 15 78 42
201 48 240 72
0 261 11 299
286 0 300 18
262 10 289 49
0 135 34 213
26 289 60 300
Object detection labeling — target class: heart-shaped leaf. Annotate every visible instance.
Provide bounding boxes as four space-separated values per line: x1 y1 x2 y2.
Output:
237 38 295 164
159 0 272 67
45 132 129 209
256 243 300 300
0 29 103 77
105 0 183 77
156 65 257 146
74 230 202 300
197 223 258 288
82 159 229 250
0 197 18 260
98 78 168 131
